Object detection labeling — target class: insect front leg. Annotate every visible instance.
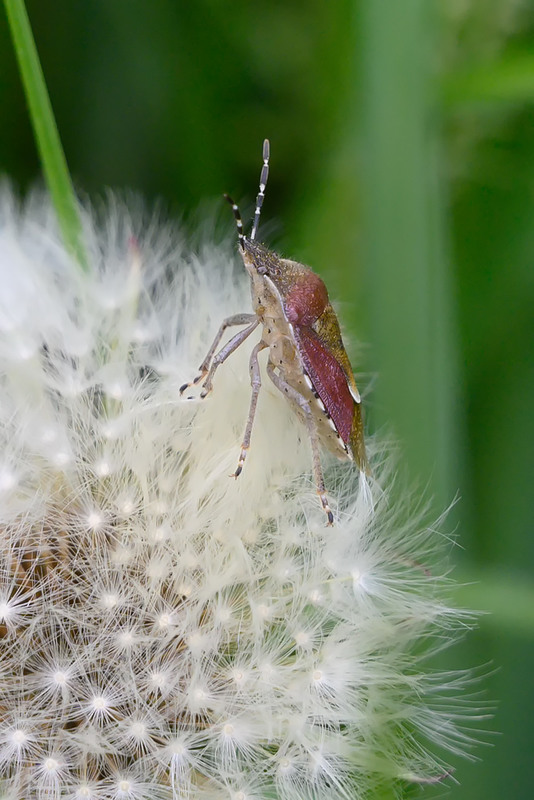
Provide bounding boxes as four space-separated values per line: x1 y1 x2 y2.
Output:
232 339 268 479
266 363 334 525
200 319 260 398
179 313 257 395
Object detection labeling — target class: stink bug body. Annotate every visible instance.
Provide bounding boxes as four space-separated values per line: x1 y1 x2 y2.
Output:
180 139 369 523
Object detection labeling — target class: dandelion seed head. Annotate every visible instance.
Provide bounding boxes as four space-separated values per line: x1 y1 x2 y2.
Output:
150 525 168 543
113 775 143 799
10 730 27 747
94 459 112 477
111 546 133 566
253 602 272 621
0 189 477 798
84 692 115 725
148 670 169 691
100 591 120 609
86 511 105 531
74 786 93 799
156 612 173 629
117 496 137 515
35 752 69 786
52 450 72 467
177 581 193 598
49 676 68 697
0 469 18 493
116 629 137 649
0 601 13 622
169 740 186 757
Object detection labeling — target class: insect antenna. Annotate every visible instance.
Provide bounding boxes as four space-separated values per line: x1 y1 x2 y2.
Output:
250 138 270 241
224 138 270 249
223 193 246 251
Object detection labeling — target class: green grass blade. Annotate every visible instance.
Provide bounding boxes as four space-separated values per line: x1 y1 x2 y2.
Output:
455 570 534 637
4 0 88 271
360 0 459 507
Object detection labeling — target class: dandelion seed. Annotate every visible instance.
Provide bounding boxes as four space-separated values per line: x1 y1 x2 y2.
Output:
72 783 99 799
86 511 105 531
148 670 168 690
115 628 138 649
34 753 69 793
94 459 112 477
52 450 72 467
83 692 116 725
100 592 121 609
0 726 38 770
113 776 142 799
0 469 17 492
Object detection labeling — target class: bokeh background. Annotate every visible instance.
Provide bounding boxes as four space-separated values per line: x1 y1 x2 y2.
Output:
1 1 533 798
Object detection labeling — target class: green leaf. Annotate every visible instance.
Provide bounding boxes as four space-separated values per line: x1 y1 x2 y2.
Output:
4 0 88 271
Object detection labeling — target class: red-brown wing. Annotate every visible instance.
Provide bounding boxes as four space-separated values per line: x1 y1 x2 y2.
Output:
293 325 354 445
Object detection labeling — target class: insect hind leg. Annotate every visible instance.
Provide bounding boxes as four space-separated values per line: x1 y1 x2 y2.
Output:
266 362 334 525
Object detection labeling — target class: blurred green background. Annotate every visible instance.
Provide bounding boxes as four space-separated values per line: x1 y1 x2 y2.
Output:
1 1 533 797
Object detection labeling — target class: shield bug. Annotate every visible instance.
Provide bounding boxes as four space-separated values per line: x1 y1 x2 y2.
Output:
180 139 369 523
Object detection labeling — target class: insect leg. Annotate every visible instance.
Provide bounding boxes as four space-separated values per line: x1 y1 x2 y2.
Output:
199 319 259 398
266 363 334 525
232 339 268 479
179 314 257 395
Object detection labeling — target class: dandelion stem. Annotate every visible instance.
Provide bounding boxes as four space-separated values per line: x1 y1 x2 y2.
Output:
3 0 89 272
